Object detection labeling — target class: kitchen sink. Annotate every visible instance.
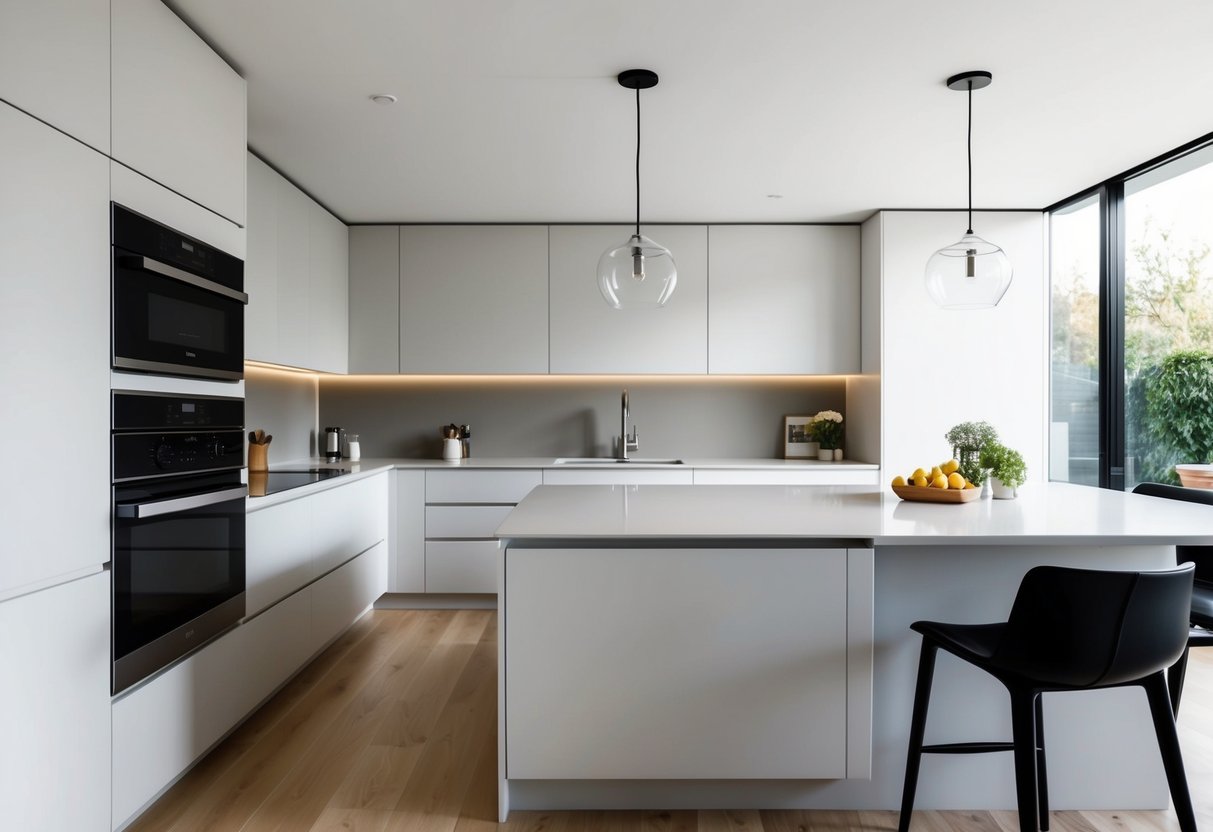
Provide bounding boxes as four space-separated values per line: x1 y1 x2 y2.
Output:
554 458 685 465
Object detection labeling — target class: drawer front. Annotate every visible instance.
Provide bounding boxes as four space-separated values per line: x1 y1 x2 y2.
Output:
425 469 541 503
425 504 515 539
542 468 694 486
425 540 499 594
691 469 880 486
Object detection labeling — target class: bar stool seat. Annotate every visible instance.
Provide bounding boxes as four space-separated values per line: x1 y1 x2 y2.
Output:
898 563 1198 832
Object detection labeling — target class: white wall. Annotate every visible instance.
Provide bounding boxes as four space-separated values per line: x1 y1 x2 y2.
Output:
874 211 1048 482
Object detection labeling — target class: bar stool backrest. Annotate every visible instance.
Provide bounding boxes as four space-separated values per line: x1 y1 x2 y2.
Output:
1132 482 1213 585
993 564 1194 688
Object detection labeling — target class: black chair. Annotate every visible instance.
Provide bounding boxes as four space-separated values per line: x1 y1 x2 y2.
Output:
897 564 1197 832
1132 481 1213 714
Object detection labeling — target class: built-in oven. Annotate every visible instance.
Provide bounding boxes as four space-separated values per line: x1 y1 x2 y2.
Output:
112 391 247 694
112 203 247 381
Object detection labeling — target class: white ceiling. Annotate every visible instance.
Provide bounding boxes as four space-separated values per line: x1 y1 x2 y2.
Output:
170 0 1213 225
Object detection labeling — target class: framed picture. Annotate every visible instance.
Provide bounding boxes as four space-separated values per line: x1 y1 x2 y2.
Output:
784 415 818 458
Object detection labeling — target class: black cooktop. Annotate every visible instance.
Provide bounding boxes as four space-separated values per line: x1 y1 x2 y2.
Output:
251 468 349 497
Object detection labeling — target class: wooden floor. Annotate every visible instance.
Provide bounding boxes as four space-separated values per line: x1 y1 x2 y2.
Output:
127 609 1213 832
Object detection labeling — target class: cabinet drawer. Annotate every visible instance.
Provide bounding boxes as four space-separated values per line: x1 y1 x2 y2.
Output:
425 504 514 539
542 468 694 486
426 540 499 594
691 469 880 486
425 469 541 503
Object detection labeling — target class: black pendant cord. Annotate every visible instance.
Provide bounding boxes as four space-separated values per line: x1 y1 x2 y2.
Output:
635 86 641 238
966 82 974 235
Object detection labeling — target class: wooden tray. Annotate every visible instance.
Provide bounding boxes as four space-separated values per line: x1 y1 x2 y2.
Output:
892 484 982 503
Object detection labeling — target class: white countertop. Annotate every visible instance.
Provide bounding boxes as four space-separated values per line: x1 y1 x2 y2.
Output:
495 482 1213 546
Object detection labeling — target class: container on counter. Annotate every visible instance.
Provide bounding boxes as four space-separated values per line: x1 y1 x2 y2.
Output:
347 434 361 461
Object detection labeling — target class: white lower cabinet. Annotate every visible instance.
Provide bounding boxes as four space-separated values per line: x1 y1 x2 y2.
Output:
541 468 694 486
0 572 109 832
691 468 880 485
424 541 500 594
313 541 386 649
310 475 388 577
392 470 426 592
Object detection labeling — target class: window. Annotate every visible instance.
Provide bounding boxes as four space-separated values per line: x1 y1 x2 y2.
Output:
1049 137 1213 490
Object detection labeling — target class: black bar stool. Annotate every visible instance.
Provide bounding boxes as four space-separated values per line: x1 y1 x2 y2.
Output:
897 563 1197 832
1132 482 1213 715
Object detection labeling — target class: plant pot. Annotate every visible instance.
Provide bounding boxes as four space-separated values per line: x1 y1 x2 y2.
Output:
833 448 844 461
1175 464 1213 489
990 476 1018 500
817 448 834 462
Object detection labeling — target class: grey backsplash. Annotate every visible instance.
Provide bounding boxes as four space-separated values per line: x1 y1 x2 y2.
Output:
245 366 319 463
316 377 847 460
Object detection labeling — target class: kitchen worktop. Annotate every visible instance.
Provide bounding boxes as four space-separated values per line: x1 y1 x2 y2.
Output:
496 481 1213 546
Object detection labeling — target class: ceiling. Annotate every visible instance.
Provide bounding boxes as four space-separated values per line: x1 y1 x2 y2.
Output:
170 0 1213 225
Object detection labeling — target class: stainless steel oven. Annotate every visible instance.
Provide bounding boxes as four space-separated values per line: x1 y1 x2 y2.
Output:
112 203 247 381
112 391 246 694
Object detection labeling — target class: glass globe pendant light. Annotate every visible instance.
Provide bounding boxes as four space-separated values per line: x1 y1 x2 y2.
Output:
598 69 677 309
925 71 1013 310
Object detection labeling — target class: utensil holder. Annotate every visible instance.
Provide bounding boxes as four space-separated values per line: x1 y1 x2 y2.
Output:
248 442 268 472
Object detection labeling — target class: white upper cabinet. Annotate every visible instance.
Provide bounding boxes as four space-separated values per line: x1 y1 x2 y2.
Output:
708 225 860 374
348 226 400 373
399 226 549 373
0 103 109 597
111 0 246 226
549 225 708 374
0 0 110 152
245 153 349 372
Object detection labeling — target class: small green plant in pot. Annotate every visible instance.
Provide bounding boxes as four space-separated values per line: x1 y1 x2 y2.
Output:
944 421 999 485
980 442 1027 499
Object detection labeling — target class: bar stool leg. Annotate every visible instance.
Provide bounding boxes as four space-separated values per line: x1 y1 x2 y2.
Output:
1009 687 1040 832
1167 645 1190 718
1034 693 1049 831
897 640 938 832
1142 671 1197 832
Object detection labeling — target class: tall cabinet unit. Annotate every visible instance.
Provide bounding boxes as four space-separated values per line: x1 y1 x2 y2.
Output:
708 225 860 374
111 0 246 225
0 0 110 152
548 225 709 374
399 226 549 373
348 226 400 373
245 153 349 372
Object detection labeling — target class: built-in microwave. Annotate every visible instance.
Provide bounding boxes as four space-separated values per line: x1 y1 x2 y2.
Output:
112 203 248 381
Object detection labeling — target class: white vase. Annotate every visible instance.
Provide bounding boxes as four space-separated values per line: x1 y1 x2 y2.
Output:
990 476 1018 499
833 448 844 461
817 448 833 462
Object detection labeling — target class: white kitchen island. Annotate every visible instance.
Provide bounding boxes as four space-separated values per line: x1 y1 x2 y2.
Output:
494 482 1213 820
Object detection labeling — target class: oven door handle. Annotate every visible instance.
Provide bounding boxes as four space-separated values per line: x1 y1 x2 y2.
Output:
118 255 249 304
116 485 248 519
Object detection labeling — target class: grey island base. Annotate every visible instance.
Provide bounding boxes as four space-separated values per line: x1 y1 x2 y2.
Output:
493 483 1213 821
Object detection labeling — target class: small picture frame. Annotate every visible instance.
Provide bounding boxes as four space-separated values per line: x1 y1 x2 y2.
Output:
784 415 818 458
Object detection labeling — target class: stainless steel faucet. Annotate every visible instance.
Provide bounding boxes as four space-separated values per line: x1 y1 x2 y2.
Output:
620 388 639 461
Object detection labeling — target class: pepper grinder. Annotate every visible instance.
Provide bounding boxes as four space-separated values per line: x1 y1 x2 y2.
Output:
459 425 471 458
324 426 343 462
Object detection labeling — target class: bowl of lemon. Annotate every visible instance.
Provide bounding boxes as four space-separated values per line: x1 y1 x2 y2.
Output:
891 459 981 503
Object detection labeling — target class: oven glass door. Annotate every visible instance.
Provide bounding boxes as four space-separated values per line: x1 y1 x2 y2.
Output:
113 250 245 380
113 472 246 692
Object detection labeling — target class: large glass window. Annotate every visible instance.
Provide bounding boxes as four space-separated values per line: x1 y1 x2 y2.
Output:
1050 194 1101 485
1124 146 1213 488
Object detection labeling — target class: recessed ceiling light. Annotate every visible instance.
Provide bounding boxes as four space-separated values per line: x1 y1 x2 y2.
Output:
369 94 398 105
766 194 784 199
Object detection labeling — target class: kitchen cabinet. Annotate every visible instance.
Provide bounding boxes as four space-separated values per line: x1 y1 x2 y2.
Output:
0 573 109 832
691 467 879 485
245 152 350 372
548 225 708 373
541 468 694 485
707 225 860 374
111 0 246 225
349 226 401 373
399 226 549 373
0 0 109 152
0 102 109 598
423 469 542 593
392 471 425 592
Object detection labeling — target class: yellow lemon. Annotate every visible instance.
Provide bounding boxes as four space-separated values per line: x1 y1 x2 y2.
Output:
912 474 929 488
910 468 927 481
947 472 965 489
892 475 907 487
964 480 976 489
941 459 960 476
931 474 949 489
929 466 944 481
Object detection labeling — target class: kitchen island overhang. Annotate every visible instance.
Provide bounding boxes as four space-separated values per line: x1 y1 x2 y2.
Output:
494 483 1213 821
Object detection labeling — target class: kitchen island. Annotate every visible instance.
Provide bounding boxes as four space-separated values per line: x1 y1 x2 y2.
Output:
494 482 1213 820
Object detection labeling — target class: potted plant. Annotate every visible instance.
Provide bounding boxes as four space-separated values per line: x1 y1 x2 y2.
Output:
944 421 999 486
807 410 844 461
980 442 1027 499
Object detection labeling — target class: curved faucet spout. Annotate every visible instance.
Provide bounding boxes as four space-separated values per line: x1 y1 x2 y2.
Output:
619 388 638 460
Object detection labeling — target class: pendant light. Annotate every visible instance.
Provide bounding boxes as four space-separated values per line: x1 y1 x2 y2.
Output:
925 70 1012 310
598 69 677 309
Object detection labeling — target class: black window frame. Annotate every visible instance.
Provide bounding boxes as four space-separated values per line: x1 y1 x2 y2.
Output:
1046 131 1213 490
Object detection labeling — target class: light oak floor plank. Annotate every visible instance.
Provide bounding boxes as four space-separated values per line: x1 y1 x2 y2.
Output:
125 611 1213 832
